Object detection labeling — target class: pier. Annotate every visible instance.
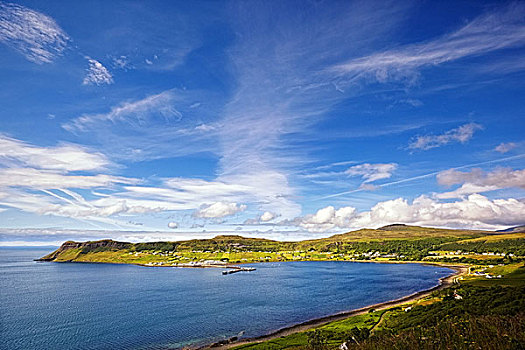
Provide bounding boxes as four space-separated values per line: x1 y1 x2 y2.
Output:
222 267 256 275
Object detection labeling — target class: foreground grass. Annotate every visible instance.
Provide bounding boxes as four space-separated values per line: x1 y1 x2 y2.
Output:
347 313 525 350
234 312 383 350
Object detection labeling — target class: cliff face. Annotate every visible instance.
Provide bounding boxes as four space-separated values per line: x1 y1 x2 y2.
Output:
37 239 132 261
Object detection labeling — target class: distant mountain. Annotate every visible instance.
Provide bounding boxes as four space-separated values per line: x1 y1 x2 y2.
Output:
497 225 525 233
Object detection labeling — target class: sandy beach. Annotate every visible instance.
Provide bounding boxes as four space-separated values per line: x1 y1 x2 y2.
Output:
200 264 467 349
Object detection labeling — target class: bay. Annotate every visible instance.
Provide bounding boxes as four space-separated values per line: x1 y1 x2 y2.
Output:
0 248 453 350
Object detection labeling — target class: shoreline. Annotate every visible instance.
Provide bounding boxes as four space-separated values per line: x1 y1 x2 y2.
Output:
198 263 467 350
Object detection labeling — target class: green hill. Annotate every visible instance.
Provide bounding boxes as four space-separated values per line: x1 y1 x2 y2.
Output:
39 225 521 265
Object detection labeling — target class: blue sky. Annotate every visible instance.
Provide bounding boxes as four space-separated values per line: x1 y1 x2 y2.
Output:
0 0 524 245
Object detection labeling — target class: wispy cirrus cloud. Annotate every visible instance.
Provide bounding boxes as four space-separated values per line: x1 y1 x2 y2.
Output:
0 168 134 190
0 135 141 226
0 2 69 64
61 89 221 162
0 135 283 226
332 3 525 84
0 134 110 171
82 57 113 86
216 1 412 219
0 2 115 86
63 90 181 132
408 123 482 151
0 136 151 224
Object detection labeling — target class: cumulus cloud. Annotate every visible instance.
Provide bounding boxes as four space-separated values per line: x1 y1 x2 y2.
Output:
346 163 397 183
167 222 178 229
495 142 517 153
408 123 482 150
82 58 114 85
259 211 276 222
352 194 525 230
193 202 247 218
333 3 525 83
293 194 525 232
0 2 69 63
295 206 357 232
244 211 279 225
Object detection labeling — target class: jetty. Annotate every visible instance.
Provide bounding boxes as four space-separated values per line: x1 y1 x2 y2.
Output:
222 267 256 275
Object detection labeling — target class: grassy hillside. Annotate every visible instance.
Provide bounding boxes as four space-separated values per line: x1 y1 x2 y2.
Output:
39 225 522 266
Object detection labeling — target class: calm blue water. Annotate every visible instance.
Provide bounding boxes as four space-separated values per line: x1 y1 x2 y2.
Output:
0 248 453 350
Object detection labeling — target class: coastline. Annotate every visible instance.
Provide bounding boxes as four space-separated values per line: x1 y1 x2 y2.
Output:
199 263 467 350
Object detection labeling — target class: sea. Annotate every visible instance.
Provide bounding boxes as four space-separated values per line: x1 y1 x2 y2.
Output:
0 247 453 350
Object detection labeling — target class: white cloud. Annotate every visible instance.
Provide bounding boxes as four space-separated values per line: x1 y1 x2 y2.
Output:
294 194 525 232
194 123 215 132
260 211 276 222
296 206 357 232
495 142 517 153
193 202 247 218
0 135 110 171
0 2 69 63
346 163 397 183
113 55 129 69
436 167 525 198
243 211 279 225
352 194 525 230
437 168 525 188
408 123 482 150
0 168 136 190
0 136 143 223
333 3 525 83
167 222 178 229
82 58 114 86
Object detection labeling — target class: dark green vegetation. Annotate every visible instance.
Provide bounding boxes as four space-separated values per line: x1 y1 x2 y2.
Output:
39 225 524 265
440 237 525 256
344 312 524 350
